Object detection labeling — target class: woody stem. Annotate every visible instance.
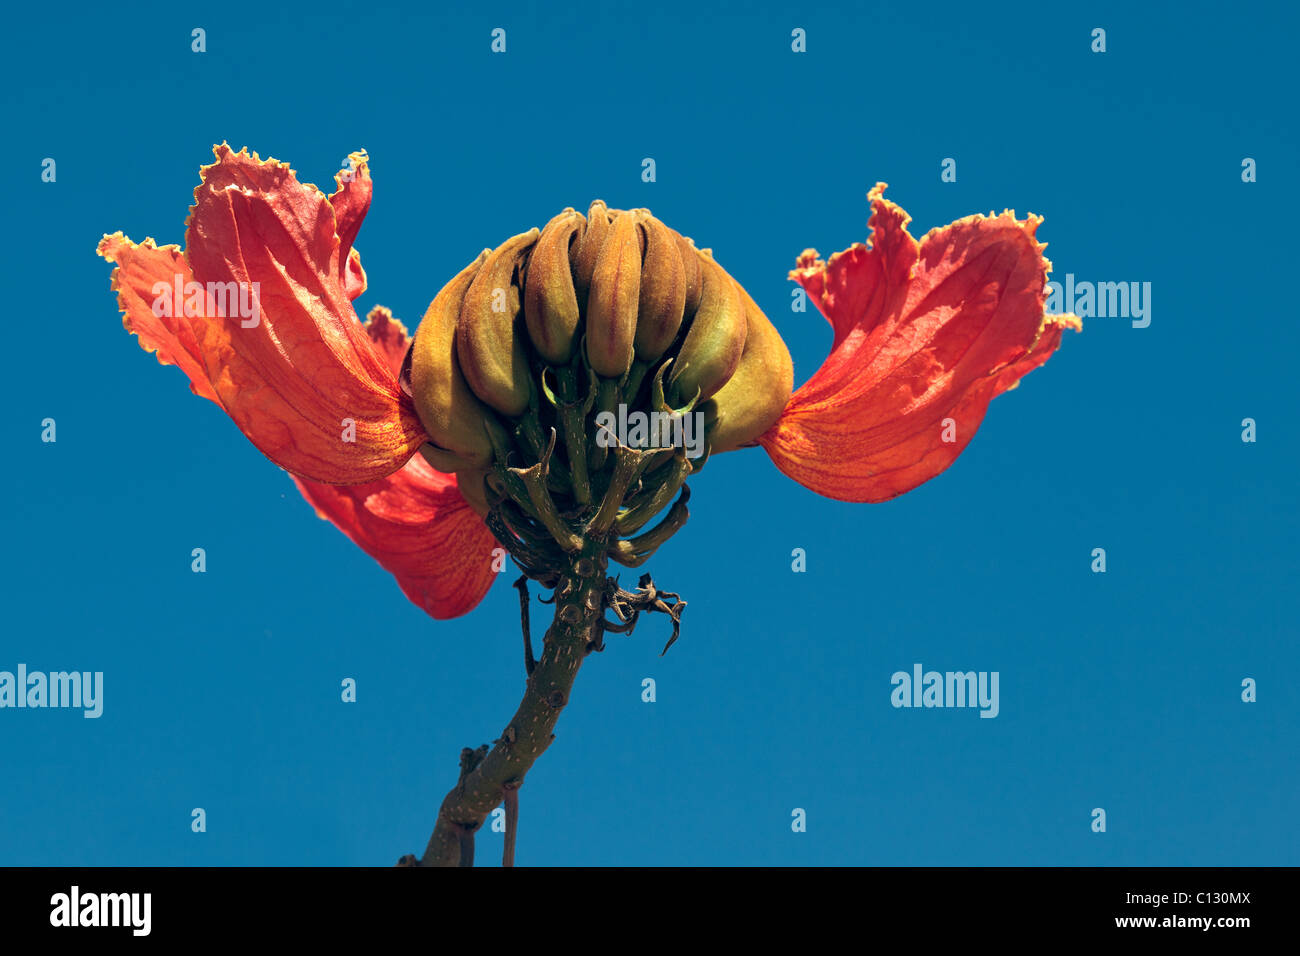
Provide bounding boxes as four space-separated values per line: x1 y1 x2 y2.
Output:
410 539 608 867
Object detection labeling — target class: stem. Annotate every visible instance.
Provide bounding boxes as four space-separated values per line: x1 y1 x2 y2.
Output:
502 785 519 868
417 540 608 867
513 574 536 675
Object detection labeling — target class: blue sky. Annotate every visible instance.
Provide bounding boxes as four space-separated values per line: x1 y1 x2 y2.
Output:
1 0 1296 865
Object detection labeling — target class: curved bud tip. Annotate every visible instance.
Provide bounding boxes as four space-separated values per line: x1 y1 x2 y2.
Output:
632 211 688 363
666 253 748 407
585 209 641 379
456 229 538 416
411 251 499 467
524 209 585 365
673 231 703 318
704 282 793 453
573 200 610 302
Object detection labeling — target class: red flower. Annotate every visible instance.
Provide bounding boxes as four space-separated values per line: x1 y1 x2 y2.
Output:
99 150 1078 621
760 183 1080 503
97 145 494 619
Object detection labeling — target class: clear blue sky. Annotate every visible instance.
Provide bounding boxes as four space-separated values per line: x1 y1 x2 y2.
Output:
2 0 1296 865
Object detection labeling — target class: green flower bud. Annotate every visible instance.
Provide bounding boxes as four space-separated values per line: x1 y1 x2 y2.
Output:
585 209 641 379
703 282 793 453
524 209 585 365
409 250 497 467
666 252 747 406
673 230 703 318
412 204 777 580
572 200 610 303
456 229 538 416
632 211 687 363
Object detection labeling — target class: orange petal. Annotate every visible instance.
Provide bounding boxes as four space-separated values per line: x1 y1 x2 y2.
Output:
96 233 222 406
761 184 1080 502
181 144 427 483
293 308 496 618
329 150 371 300
359 304 412 378
294 453 497 619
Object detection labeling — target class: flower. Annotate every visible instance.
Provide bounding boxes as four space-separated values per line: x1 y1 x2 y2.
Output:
760 183 1081 502
97 145 495 619
99 149 1078 621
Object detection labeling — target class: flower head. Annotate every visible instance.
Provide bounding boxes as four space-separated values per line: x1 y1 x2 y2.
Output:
99 150 1077 621
761 183 1080 502
97 145 492 618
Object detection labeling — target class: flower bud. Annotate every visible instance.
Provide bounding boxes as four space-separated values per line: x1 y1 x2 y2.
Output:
666 252 747 405
572 200 610 303
632 211 687 363
523 209 585 365
409 250 498 467
673 230 703 318
407 203 789 578
702 282 793 452
456 229 538 416
585 208 641 379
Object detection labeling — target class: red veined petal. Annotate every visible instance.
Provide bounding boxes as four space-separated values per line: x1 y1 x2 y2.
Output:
293 453 497 620
760 184 1080 502
329 149 371 300
293 307 497 619
182 143 427 484
359 304 411 376
96 233 222 406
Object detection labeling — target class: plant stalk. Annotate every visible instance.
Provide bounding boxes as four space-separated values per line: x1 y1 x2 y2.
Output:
415 540 608 867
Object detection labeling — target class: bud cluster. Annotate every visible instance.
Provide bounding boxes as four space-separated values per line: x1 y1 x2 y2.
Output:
406 202 793 581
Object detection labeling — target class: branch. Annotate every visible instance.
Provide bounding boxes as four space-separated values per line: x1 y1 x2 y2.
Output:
502 783 520 868
396 555 687 867
407 547 606 867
